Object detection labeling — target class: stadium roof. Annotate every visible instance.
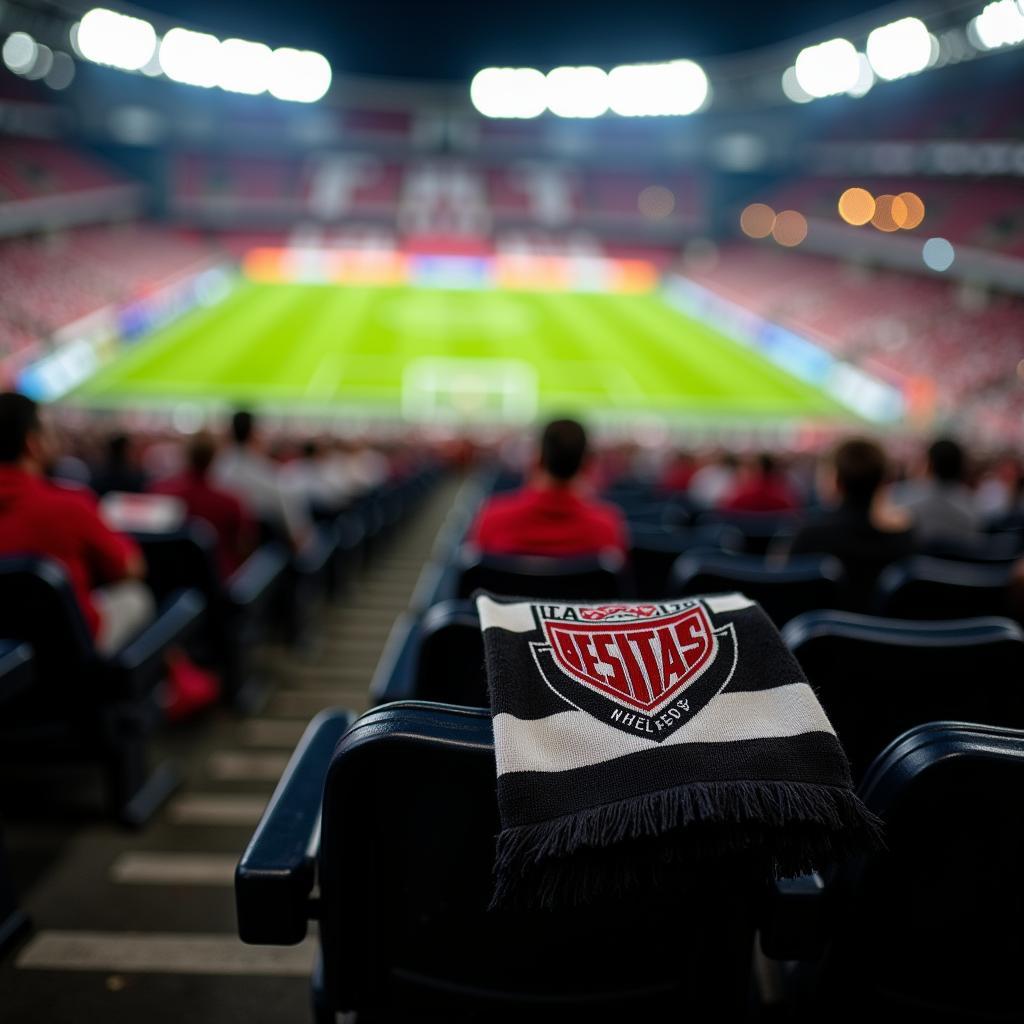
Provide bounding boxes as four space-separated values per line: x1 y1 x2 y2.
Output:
129 0 898 81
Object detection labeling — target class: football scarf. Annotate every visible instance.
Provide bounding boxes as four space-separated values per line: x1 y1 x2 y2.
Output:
477 592 883 907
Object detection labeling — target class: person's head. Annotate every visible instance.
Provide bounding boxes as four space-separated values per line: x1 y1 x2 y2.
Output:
231 410 256 447
301 440 319 460
927 437 966 484
831 437 887 506
538 418 588 484
187 431 217 476
757 452 777 477
107 433 131 465
0 392 50 470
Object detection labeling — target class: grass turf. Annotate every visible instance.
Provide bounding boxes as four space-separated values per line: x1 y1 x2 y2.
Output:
73 281 846 423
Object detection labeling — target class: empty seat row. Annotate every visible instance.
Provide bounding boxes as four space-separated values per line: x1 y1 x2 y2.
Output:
236 709 1024 1022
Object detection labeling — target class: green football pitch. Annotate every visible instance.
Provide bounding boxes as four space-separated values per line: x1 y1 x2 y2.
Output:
73 280 847 423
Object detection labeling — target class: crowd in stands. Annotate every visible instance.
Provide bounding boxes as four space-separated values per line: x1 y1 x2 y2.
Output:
686 243 1024 431
0 224 214 362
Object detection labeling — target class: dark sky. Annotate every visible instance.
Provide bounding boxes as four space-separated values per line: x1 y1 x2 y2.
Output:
137 1 892 80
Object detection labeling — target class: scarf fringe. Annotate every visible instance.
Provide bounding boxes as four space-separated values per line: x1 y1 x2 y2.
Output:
492 779 884 909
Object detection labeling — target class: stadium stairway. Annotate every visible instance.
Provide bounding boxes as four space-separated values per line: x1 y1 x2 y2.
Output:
0 476 464 1024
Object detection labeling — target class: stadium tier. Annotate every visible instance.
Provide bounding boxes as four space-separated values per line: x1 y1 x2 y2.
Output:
3 1 1024 1022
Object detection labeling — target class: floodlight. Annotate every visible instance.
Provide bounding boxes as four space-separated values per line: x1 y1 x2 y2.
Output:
3 32 38 74
607 60 708 116
866 17 932 80
470 67 546 118
972 0 1024 48
545 66 609 118
78 8 157 72
218 38 271 95
268 48 332 103
794 38 860 98
159 28 220 87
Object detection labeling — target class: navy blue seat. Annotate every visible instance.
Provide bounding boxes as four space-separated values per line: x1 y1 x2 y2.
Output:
370 600 485 707
784 611 1024 781
628 522 743 597
694 510 801 556
133 524 289 711
455 547 629 601
670 552 844 627
798 722 1024 1022
237 703 791 1021
0 556 205 824
873 556 1014 620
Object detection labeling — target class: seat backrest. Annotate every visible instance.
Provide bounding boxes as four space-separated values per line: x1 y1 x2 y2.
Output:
818 722 1024 1021
455 548 628 600
670 552 844 627
874 556 1013 619
0 556 95 714
628 523 744 598
694 510 801 555
784 611 1024 781
415 600 486 706
132 523 222 606
318 703 763 1017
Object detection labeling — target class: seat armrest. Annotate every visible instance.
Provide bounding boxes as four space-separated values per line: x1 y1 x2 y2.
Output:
0 641 33 706
227 543 290 610
294 528 337 577
236 708 354 945
369 614 420 705
108 589 207 696
759 872 829 961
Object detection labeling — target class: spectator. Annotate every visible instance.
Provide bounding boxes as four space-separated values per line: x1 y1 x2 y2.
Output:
0 393 153 653
469 418 627 557
659 451 696 494
152 431 255 577
890 438 979 545
280 440 346 517
688 452 739 509
787 437 914 609
92 433 147 496
212 410 310 548
721 453 799 513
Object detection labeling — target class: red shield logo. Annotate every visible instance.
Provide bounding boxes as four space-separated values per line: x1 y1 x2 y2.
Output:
541 603 717 716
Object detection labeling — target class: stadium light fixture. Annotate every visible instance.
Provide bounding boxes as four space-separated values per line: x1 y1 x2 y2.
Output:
607 60 708 116
268 48 332 103
470 67 547 118
218 38 272 95
545 66 609 117
77 8 157 72
866 17 933 80
2 31 38 75
971 0 1024 48
794 38 860 98
159 27 220 87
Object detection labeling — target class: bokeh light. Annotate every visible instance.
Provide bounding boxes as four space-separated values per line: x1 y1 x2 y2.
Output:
794 38 860 98
637 185 676 220
871 194 909 232
772 210 808 247
897 192 926 229
838 187 876 226
740 203 776 239
78 8 157 72
608 60 709 116
470 67 546 119
2 32 38 75
922 237 956 271
866 18 933 80
545 66 609 118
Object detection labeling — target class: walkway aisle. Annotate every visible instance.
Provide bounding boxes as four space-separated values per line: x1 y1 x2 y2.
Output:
1 478 462 1024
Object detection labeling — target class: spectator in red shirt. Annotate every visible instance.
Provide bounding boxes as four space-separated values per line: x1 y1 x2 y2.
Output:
721 453 800 513
152 431 255 577
469 419 628 557
0 393 153 652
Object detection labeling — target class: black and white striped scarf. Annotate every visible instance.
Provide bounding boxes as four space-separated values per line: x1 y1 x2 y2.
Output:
477 593 882 907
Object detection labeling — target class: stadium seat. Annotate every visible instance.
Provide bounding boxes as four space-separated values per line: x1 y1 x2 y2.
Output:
669 552 844 627
694 510 801 556
133 524 290 710
237 703 782 1020
0 811 29 957
0 639 33 708
873 556 1014 619
918 534 1022 565
795 721 1024 1022
783 611 1024 781
628 522 744 597
454 547 629 600
0 556 205 824
370 600 485 706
